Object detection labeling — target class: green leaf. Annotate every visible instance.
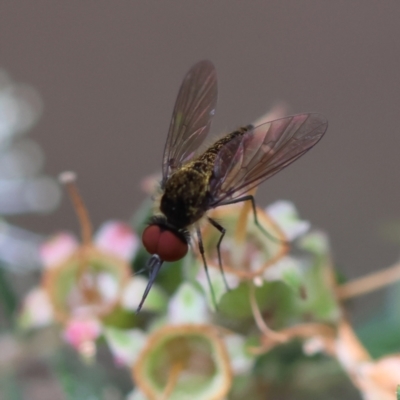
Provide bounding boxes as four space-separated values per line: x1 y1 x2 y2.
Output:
253 341 357 399
52 347 123 399
357 313 400 358
0 266 18 325
219 280 293 323
0 373 23 400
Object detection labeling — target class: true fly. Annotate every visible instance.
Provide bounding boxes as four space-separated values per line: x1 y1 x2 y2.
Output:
139 60 328 312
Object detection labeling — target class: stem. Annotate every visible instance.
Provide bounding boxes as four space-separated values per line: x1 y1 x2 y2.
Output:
59 172 92 245
231 189 257 271
234 188 257 245
248 322 336 355
337 262 400 300
161 361 183 400
59 172 95 300
248 282 287 343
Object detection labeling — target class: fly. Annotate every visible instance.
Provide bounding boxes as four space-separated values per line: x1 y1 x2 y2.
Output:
139 60 328 312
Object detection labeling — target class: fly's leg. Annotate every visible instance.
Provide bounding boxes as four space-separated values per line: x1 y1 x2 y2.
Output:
207 217 231 291
196 225 218 310
219 195 288 245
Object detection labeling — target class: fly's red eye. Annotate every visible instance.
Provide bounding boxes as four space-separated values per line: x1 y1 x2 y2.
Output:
142 225 188 262
142 225 160 255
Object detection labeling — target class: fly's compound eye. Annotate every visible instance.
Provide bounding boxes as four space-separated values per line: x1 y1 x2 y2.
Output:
142 225 188 262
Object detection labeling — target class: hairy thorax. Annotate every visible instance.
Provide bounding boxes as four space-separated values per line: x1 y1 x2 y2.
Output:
160 167 210 228
158 127 249 229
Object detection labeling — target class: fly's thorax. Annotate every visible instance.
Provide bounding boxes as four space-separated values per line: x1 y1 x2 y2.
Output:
160 168 210 228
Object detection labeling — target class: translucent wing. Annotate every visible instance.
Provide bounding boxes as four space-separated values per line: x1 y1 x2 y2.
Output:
161 60 218 186
209 113 328 206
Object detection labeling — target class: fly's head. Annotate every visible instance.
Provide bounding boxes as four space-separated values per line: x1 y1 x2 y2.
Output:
142 215 189 263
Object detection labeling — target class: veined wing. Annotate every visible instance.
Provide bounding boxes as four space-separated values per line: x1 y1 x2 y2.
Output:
209 113 328 206
161 60 218 187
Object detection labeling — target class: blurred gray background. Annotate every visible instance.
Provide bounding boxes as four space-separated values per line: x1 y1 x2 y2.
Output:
1 1 399 316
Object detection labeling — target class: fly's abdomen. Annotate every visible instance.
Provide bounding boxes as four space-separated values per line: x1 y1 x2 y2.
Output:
195 126 251 169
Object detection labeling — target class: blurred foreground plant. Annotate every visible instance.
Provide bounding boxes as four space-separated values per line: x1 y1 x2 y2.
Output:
19 178 400 399
0 70 61 266
0 69 61 329
4 104 400 399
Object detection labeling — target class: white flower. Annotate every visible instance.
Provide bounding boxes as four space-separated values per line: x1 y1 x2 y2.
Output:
0 68 61 271
0 70 60 215
266 200 310 241
104 327 147 366
20 220 139 358
168 282 209 324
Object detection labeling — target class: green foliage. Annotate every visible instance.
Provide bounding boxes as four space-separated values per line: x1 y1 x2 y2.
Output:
0 266 18 326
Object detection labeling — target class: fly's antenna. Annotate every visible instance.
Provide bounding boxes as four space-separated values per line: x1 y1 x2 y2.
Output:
136 255 164 313
59 171 93 245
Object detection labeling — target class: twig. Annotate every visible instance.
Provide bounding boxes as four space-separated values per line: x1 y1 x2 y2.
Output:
248 282 287 343
337 262 400 300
